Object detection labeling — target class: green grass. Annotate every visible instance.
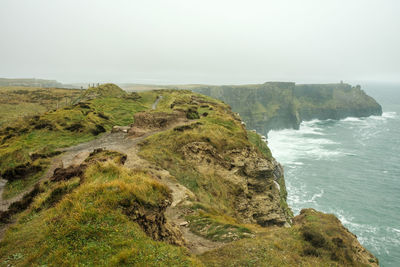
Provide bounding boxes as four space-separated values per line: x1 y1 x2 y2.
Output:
2 159 49 199
0 86 82 127
0 86 157 199
187 211 253 242
247 131 272 160
0 103 47 127
0 156 201 266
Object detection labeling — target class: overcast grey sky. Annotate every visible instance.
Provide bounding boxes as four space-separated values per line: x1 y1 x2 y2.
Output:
0 0 399 84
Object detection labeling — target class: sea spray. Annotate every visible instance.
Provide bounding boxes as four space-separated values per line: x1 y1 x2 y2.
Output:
268 110 400 266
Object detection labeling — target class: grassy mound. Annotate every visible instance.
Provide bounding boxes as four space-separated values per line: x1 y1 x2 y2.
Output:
80 83 127 100
0 151 200 266
199 209 378 266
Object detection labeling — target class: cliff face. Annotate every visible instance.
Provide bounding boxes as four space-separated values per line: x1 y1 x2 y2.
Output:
295 83 382 121
194 82 382 135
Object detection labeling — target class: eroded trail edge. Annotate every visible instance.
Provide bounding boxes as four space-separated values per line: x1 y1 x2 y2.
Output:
0 114 222 253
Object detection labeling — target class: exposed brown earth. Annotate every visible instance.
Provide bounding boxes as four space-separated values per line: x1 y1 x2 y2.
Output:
128 110 187 137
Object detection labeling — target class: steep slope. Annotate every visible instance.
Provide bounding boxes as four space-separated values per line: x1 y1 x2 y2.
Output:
194 82 382 135
194 82 299 133
0 87 378 266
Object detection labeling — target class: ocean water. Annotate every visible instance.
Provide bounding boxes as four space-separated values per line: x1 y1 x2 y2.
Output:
267 83 400 266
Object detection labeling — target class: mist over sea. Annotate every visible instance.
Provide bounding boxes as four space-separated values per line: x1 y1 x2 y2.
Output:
268 83 400 266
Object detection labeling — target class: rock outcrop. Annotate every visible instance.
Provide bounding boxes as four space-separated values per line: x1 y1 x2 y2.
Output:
294 209 379 266
180 141 292 227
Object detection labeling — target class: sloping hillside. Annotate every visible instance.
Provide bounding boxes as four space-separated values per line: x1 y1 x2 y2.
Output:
0 85 378 266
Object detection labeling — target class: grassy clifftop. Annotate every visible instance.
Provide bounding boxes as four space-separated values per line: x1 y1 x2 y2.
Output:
194 82 382 135
0 86 82 127
0 84 158 198
0 151 199 266
0 86 378 266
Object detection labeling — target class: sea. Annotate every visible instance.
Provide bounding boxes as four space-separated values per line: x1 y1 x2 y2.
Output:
267 83 400 267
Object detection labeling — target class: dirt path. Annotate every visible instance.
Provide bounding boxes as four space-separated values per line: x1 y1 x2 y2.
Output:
0 101 222 253
152 95 162 110
123 146 223 254
56 123 223 253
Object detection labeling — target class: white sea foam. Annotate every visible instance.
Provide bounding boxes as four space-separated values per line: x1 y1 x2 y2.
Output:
292 162 304 166
338 112 397 129
302 189 324 204
268 121 342 164
268 106 400 265
382 111 397 119
392 228 400 234
342 117 362 122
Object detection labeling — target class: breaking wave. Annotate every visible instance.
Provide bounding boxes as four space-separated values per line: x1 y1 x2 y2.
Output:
267 108 400 266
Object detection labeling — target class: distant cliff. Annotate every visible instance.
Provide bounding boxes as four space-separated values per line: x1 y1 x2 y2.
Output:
194 82 382 135
0 78 77 89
